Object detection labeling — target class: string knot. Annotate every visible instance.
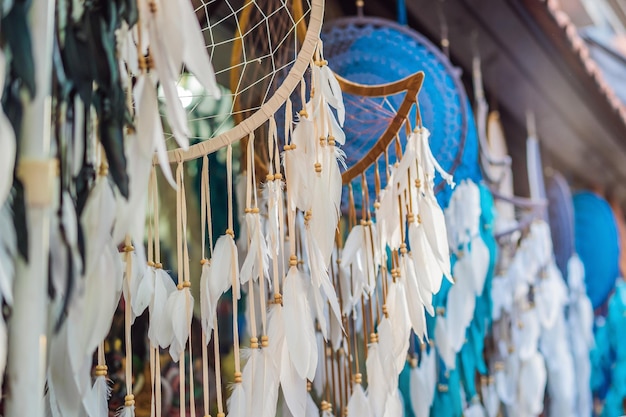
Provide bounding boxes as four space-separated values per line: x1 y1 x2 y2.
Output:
261 335 269 348
99 161 109 177
266 174 275 181
315 59 329 67
314 162 322 173
436 307 446 316
273 293 283 305
155 262 163 269
321 401 332 412
299 109 308 118
328 136 336 146
400 243 407 255
353 373 362 384
438 384 449 393
95 365 108 376
225 229 234 237
307 380 312 392
250 337 259 349
274 173 283 180
289 255 298 267
123 245 135 253
234 372 242 383
374 201 381 209
415 178 422 188
407 213 415 223
148 261 155 267
124 395 135 407
148 0 157 13
200 258 208 265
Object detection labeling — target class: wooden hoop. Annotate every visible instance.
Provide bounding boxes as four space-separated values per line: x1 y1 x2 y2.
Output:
335 71 425 184
160 0 324 164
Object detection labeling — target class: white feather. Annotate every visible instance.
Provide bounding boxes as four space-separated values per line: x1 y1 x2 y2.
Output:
305 393 319 417
166 288 194 360
0 203 16 307
434 318 455 370
402 257 428 341
266 304 286 370
283 267 317 380
386 281 411 373
464 403 487 417
240 212 269 285
446 255 477 353
0 50 15 207
116 405 135 417
199 262 212 338
176 0 221 97
280 339 307 417
481 380 500 417
208 234 238 325
519 352 546 416
382 390 403 417
418 194 452 282
133 74 176 188
78 244 124 360
0 315 6 392
408 222 442 295
226 382 246 417
286 117 315 212
131 266 154 318
84 375 111 417
377 317 399 386
145 7 190 149
149 268 177 348
366 343 388 417
242 348 279 417
308 146 342 264
410 348 436 417
81 175 116 276
304 228 342 326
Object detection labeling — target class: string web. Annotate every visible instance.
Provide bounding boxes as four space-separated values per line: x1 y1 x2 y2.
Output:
160 0 312 152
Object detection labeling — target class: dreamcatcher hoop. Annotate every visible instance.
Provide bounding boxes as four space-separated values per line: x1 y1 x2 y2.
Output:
161 0 324 163
322 15 471 193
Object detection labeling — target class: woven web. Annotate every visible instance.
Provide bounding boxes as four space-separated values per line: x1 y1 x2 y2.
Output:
161 0 312 148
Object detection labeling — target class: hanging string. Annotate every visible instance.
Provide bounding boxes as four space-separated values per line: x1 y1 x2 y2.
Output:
176 160 197 417
226 145 243 381
200 156 212 417
214 315 225 417
123 235 136 411
150 167 163 417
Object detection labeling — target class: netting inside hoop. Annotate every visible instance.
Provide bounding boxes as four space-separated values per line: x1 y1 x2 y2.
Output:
161 0 312 150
